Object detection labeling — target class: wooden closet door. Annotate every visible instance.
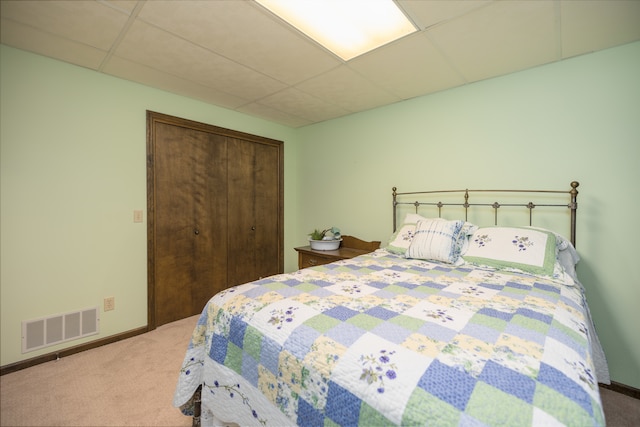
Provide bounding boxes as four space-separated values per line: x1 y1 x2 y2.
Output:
226 138 282 286
152 123 228 327
148 111 283 329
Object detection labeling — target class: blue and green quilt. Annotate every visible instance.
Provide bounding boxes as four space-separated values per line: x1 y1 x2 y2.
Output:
174 249 604 426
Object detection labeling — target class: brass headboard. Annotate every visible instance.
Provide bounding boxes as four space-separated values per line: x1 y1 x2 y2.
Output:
393 181 579 247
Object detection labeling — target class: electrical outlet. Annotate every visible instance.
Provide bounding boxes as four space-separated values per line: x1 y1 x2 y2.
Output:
104 297 115 312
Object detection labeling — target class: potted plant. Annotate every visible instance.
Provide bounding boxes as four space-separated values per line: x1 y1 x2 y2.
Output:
309 226 342 250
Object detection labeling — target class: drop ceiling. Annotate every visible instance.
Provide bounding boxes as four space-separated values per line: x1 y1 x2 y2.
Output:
2 0 639 128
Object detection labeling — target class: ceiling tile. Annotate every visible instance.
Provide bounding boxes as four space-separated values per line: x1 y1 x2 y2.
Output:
0 18 107 70
113 20 287 100
398 0 492 29
137 0 341 85
349 32 466 99
561 0 640 58
295 65 401 113
103 56 249 110
427 1 558 83
257 87 351 123
236 103 313 128
0 0 129 51
2 0 638 128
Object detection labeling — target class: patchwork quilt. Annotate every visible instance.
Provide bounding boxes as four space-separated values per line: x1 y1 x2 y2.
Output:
173 250 605 426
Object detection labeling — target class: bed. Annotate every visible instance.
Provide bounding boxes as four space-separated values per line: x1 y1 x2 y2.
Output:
173 181 609 426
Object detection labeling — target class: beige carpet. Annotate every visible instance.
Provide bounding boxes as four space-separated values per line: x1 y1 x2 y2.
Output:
1 316 198 427
2 314 639 426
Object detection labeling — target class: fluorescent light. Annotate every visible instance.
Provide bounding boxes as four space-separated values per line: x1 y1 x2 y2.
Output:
256 0 416 61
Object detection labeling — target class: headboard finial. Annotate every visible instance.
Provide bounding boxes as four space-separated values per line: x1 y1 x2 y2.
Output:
569 181 579 208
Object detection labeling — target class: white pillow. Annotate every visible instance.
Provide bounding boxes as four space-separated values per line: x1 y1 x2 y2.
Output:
463 227 557 276
406 218 466 264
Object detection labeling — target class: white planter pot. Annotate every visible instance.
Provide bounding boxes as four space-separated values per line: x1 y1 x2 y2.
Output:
309 239 342 250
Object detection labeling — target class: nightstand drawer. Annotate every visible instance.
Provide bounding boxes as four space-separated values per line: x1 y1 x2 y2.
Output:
295 236 381 270
298 252 335 269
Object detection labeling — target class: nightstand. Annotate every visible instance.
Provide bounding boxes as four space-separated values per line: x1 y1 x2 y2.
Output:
295 235 381 269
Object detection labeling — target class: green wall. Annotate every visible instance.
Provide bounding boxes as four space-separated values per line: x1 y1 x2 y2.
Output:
2 41 639 389
0 44 299 366
295 41 640 389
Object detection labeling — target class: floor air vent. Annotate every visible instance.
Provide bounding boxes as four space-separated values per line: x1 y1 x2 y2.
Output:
22 307 99 353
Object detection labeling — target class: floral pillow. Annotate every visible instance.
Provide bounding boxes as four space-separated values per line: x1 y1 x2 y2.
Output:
406 218 466 264
463 226 557 276
527 226 580 280
386 213 427 255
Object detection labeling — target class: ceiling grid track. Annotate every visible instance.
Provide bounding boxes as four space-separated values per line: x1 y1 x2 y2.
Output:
98 0 146 72
554 0 563 61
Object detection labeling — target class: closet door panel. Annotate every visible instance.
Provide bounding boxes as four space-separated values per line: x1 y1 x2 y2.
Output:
154 123 227 326
227 138 256 286
254 141 282 279
191 132 228 313
154 123 195 326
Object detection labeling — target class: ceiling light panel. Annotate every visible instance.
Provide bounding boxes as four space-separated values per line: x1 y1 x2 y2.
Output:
256 0 417 61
